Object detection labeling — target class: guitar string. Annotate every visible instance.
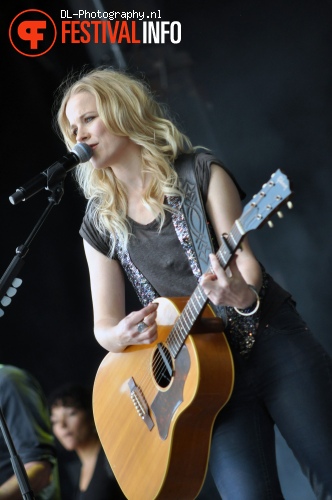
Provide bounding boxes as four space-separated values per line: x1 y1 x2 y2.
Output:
147 289 206 389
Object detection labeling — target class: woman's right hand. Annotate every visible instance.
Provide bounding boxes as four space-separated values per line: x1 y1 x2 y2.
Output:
115 302 159 348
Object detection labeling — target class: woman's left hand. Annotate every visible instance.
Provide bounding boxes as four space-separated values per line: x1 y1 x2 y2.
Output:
199 254 258 309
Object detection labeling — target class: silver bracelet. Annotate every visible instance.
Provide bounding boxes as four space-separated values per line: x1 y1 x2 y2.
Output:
234 285 260 317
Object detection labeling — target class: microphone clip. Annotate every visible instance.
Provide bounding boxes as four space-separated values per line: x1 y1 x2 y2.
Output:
45 163 67 204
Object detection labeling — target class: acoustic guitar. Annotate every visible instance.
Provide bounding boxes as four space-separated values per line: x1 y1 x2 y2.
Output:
93 169 293 499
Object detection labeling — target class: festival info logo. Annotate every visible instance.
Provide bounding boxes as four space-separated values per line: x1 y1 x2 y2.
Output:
9 9 57 57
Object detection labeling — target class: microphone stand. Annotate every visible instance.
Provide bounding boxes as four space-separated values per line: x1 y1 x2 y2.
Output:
0 163 68 498
0 163 67 310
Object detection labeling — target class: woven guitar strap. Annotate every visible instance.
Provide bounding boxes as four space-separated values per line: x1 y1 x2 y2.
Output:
175 153 228 326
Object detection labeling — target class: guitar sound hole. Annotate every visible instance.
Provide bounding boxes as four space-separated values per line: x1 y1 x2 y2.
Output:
152 344 173 388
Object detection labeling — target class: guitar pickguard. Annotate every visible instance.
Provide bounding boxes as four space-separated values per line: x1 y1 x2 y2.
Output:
151 344 191 440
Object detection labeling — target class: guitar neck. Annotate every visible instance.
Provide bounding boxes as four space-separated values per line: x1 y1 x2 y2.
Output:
215 221 245 270
166 223 243 358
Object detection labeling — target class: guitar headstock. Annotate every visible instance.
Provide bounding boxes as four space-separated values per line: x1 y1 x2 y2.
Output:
239 169 293 233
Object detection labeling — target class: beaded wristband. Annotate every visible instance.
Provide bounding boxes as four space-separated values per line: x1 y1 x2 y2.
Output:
234 285 260 317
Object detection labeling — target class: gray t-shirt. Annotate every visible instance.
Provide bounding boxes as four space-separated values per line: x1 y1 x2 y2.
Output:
79 152 234 299
127 211 198 298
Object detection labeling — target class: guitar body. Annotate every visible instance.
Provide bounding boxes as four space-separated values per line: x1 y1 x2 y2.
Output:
93 296 234 500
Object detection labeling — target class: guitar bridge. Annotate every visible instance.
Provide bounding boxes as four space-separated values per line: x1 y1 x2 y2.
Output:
128 377 154 431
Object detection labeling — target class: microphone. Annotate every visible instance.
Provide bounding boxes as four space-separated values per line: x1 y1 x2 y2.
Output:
9 143 93 205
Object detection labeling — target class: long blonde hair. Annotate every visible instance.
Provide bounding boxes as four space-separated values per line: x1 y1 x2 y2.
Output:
55 67 194 254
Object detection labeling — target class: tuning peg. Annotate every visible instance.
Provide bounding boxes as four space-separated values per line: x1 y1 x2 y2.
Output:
287 201 293 209
277 211 283 218
268 220 274 228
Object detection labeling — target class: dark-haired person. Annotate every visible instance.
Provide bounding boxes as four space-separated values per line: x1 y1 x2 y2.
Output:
49 384 125 500
54 67 332 498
